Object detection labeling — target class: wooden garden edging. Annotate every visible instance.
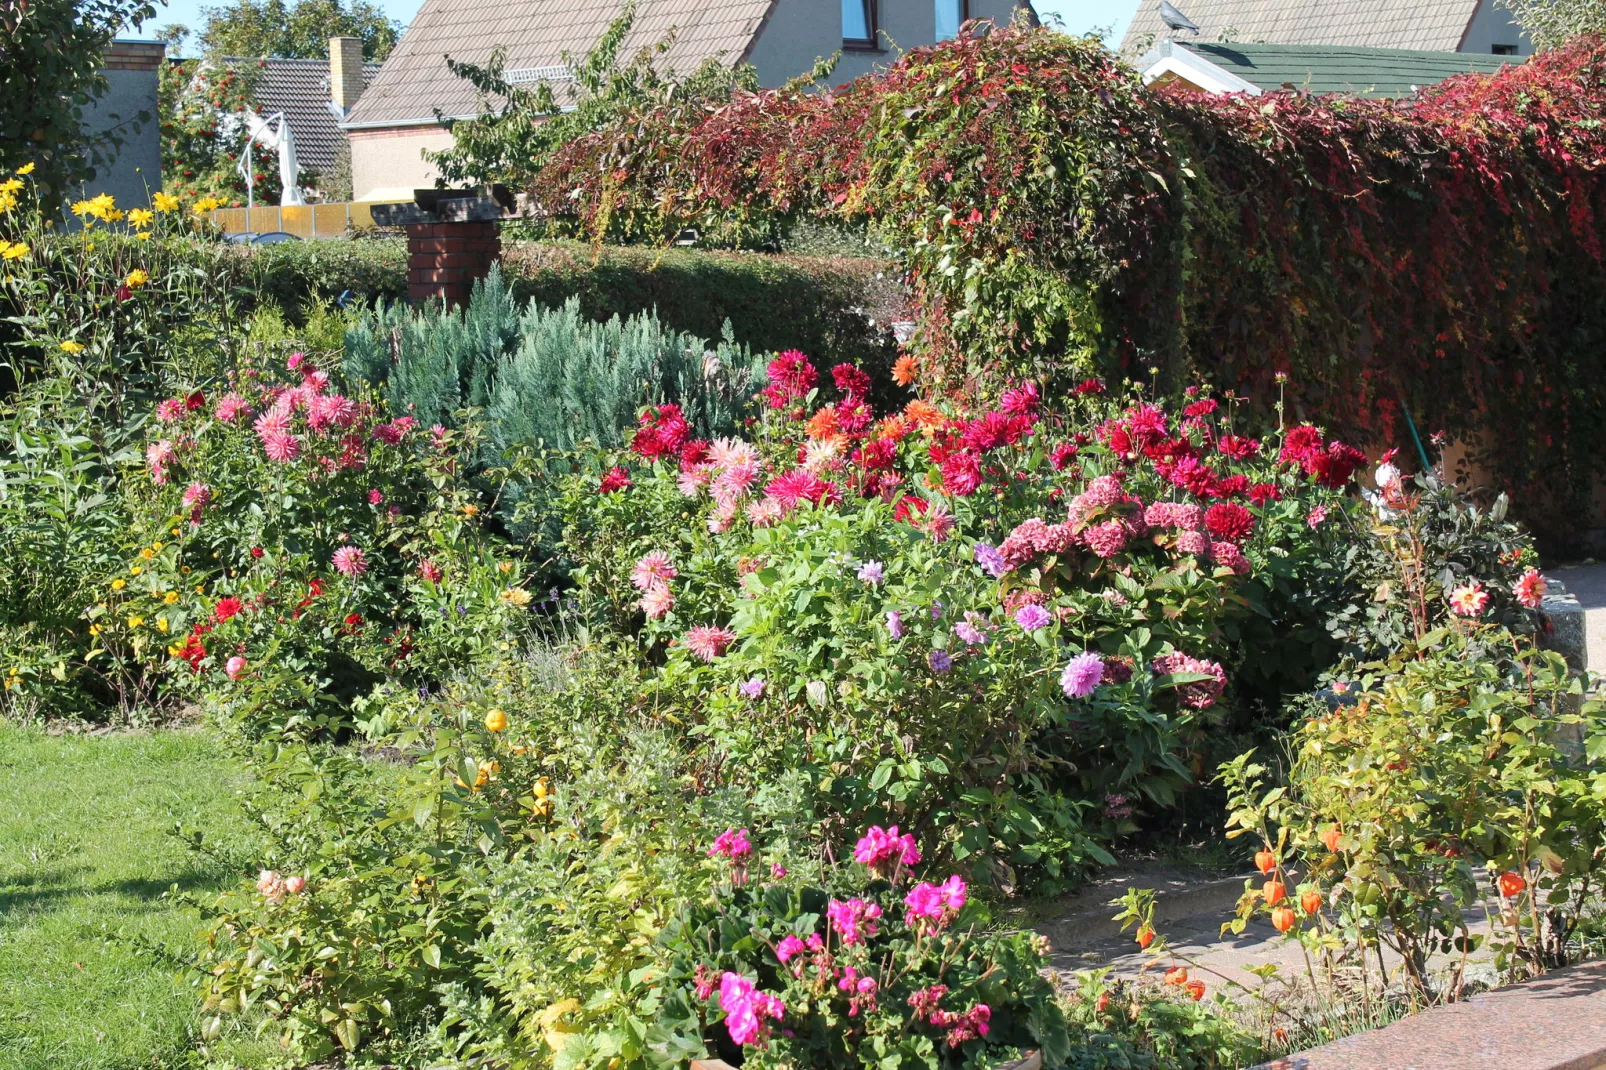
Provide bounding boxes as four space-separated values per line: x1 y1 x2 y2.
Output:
1252 958 1606 1070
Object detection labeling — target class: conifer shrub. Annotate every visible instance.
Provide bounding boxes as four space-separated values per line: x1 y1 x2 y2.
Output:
344 266 767 458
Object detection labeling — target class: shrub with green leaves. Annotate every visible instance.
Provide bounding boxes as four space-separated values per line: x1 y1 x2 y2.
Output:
344 265 766 457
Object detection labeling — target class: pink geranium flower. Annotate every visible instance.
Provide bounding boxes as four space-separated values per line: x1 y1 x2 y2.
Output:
718 972 783 1047
854 825 920 876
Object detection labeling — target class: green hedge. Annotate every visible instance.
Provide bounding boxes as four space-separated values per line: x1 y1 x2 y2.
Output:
250 236 901 371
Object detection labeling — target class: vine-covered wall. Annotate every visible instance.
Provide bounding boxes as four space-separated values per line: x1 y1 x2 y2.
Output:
525 28 1606 550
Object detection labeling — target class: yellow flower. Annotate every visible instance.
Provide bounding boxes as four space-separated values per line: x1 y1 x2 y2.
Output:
153 191 179 213
462 503 480 517
155 617 169 632
127 208 153 227
484 708 508 733
0 242 27 261
88 624 102 637
171 527 181 536
194 584 203 593
16 163 34 175
110 578 126 591
129 565 142 575
167 643 182 657
86 193 117 221
59 340 84 354
152 542 163 551
71 200 93 218
125 268 150 288
139 547 155 560
126 615 144 629
497 561 513 574
136 231 152 241
163 591 179 604
192 196 221 215
500 588 532 607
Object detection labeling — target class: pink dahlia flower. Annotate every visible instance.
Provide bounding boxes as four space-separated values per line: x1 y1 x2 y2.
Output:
685 624 736 662
331 546 368 578
1514 569 1547 609
630 551 677 591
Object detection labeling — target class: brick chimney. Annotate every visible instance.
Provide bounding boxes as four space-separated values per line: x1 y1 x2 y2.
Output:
329 36 365 113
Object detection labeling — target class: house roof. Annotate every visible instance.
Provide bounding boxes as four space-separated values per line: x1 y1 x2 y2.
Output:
342 0 774 129
1142 39 1516 96
237 56 382 178
1122 0 1482 54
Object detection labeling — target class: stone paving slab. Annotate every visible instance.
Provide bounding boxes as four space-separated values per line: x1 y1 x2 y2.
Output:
1251 959 1606 1070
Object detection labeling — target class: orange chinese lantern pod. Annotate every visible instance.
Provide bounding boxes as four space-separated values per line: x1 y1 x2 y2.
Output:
1319 826 1342 853
1136 926 1155 949
1184 979 1207 1001
1263 879 1286 905
1254 849 1278 875
1300 890 1323 915
1271 905 1296 933
1497 870 1528 898
1095 992 1112 1014
1164 966 1189 986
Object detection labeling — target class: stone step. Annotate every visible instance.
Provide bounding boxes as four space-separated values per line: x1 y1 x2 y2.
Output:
1252 959 1606 1070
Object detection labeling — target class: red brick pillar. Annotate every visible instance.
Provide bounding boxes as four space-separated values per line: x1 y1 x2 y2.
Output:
404 220 500 307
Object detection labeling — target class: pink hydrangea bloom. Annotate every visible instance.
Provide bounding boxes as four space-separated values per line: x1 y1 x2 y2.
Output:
1175 529 1210 556
1152 651 1227 709
1211 541 1250 575
331 546 368 578
1083 520 1129 558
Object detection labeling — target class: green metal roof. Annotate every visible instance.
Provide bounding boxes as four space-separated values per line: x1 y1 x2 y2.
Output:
1181 41 1518 97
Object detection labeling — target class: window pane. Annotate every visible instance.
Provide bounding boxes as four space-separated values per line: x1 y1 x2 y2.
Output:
935 0 962 40
843 0 871 39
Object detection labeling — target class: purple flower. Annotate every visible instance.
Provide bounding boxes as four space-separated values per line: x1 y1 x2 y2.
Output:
739 676 766 699
929 648 953 674
955 621 985 645
1014 604 1051 631
886 610 904 638
930 600 943 621
857 560 885 586
974 542 1007 578
1060 651 1105 699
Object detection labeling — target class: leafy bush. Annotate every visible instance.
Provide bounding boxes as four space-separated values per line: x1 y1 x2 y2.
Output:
556 353 1364 892
1221 625 1606 996
529 24 1606 549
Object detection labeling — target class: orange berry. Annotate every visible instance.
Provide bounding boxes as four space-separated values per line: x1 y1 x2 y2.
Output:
1497 870 1527 898
1300 890 1323 915
1136 926 1155 949
1184 978 1206 1001
1254 849 1278 875
1164 966 1188 985
1263 879 1286 905
1095 991 1111 1013
1271 905 1296 933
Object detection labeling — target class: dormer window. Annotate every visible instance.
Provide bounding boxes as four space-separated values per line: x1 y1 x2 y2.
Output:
1491 43 1517 54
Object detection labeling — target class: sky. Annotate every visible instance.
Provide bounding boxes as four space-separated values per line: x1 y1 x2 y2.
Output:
141 0 1141 56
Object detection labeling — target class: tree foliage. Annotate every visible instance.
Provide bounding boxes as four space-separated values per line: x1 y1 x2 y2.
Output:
426 1 762 190
527 25 1606 551
158 57 282 204
197 0 400 60
0 0 158 201
1499 0 1605 51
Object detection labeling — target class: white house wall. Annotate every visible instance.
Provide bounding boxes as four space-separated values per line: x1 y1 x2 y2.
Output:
1458 0 1531 55
743 0 1027 87
348 125 456 201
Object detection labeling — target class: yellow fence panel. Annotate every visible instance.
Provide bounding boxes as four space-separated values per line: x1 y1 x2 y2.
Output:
208 200 402 238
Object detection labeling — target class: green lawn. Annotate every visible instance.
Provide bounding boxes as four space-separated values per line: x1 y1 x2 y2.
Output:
0 725 265 1070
